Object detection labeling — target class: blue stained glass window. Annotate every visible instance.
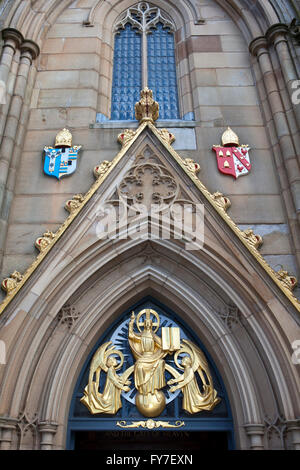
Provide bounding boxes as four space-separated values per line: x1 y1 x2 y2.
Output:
147 23 179 120
111 24 142 120
111 22 180 121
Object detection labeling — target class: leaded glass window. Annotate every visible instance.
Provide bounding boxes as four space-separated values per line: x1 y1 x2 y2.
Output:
111 2 180 121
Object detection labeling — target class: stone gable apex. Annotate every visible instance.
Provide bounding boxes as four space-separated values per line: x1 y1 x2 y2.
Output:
0 121 299 316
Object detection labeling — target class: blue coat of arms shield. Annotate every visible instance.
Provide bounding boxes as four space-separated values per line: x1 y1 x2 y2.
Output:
44 146 81 180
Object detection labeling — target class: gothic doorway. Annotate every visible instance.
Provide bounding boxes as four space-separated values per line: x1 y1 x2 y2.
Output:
67 297 234 450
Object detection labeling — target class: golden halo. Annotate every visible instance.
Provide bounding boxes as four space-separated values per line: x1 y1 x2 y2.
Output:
136 308 160 333
106 349 124 370
174 347 193 370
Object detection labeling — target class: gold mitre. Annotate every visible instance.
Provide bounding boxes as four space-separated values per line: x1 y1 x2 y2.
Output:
55 128 72 147
222 127 239 147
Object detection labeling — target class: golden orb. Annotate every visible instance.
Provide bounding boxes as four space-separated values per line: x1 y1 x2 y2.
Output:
135 391 166 417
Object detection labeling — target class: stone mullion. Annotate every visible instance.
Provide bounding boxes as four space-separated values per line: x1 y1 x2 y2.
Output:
250 45 300 271
250 38 300 229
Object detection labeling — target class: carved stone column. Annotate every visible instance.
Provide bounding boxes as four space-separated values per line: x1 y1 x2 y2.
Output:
0 417 17 450
38 422 58 450
249 35 300 270
244 424 265 450
266 24 300 131
0 28 23 142
286 420 300 450
0 38 39 272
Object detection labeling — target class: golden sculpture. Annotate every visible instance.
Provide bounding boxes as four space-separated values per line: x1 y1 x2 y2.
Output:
80 309 221 418
168 340 220 413
128 309 179 417
80 342 131 415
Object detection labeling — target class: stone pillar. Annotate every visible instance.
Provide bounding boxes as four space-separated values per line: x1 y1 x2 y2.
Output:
249 36 300 228
244 424 265 450
267 24 300 131
0 38 39 271
38 422 58 450
286 420 300 450
0 28 23 142
0 417 17 450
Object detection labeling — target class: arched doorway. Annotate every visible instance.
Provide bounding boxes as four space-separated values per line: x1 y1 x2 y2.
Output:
67 297 235 450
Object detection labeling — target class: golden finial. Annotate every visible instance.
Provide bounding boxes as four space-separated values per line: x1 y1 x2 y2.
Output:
55 128 72 148
221 127 239 147
135 87 159 123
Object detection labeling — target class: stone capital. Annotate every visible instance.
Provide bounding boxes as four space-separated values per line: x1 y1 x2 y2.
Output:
266 23 289 45
20 39 40 61
249 36 268 57
1 28 24 51
38 421 58 433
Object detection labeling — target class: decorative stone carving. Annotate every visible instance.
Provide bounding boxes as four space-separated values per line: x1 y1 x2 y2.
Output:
118 162 179 210
289 18 300 42
211 192 231 211
94 160 113 179
264 414 287 450
57 304 80 329
241 228 263 250
1 271 23 295
219 304 241 329
17 411 38 449
35 231 56 253
115 2 174 34
65 194 85 214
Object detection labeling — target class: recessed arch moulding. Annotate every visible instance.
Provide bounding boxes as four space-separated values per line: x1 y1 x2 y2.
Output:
1 0 282 47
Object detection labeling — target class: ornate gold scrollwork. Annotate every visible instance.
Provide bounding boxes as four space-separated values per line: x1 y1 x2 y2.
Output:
211 191 231 211
181 158 201 176
65 194 85 214
241 228 263 250
94 160 113 179
157 129 175 146
35 231 56 252
1 271 23 295
116 419 185 429
118 129 137 147
276 269 298 292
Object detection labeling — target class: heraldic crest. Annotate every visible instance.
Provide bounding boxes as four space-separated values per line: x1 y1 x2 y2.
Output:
212 127 251 179
43 128 81 179
81 309 220 417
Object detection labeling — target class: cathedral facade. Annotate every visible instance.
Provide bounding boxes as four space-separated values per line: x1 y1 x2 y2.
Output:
0 0 299 450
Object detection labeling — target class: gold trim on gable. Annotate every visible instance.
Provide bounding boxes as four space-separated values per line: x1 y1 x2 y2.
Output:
0 120 299 315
